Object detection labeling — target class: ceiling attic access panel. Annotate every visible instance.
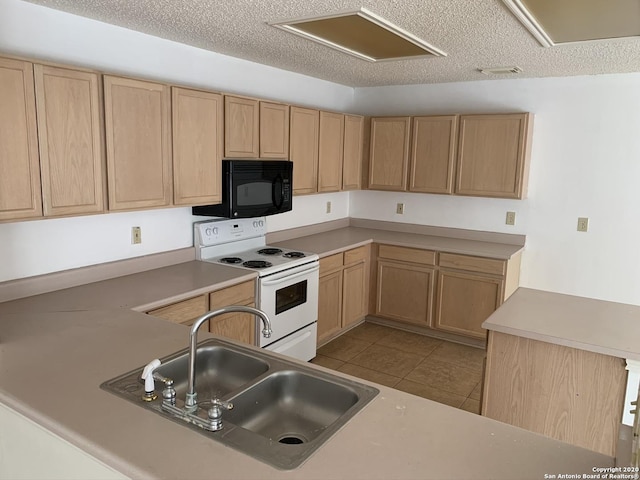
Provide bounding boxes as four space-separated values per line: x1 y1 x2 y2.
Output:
270 8 446 62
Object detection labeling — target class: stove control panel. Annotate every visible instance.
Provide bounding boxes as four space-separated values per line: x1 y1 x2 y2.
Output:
194 217 267 247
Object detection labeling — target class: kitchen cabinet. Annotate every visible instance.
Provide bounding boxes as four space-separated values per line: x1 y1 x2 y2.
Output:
483 330 626 457
103 75 172 211
434 252 519 339
375 245 436 326
318 111 345 193
342 114 364 191
317 246 370 345
209 280 256 345
368 117 411 191
0 57 42 221
455 113 533 199
224 95 259 158
409 115 457 194
34 65 106 217
259 101 289 159
318 253 345 345
172 86 223 206
147 295 208 327
147 280 256 344
289 106 319 195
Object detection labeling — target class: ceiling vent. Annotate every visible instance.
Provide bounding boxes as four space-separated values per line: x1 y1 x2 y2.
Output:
268 8 447 62
478 66 524 75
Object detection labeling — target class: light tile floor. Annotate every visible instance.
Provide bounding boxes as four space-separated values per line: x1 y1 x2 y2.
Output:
311 322 484 413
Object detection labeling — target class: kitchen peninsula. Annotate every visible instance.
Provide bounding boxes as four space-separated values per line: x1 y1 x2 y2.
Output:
0 223 620 479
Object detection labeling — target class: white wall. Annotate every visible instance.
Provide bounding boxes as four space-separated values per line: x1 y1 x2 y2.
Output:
353 74 640 306
0 0 353 283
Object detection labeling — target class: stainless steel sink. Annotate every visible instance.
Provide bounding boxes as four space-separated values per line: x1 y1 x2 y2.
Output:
101 338 378 470
153 344 269 399
226 370 360 444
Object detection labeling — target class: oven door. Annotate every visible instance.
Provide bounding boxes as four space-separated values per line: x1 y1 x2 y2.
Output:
258 262 319 349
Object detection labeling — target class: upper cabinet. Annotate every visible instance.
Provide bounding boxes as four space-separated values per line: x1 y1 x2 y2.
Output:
103 75 172 211
368 112 533 199
172 87 223 206
342 114 364 191
455 113 533 199
318 111 345 193
289 106 319 195
0 58 42 221
409 115 458 194
224 95 259 158
34 65 105 216
368 117 411 191
259 101 289 159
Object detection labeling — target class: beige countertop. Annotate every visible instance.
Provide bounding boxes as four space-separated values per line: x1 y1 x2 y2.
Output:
271 226 524 260
0 261 256 315
0 308 612 479
483 287 640 361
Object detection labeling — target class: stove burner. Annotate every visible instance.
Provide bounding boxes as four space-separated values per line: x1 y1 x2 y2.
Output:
219 257 243 264
283 251 306 258
258 248 283 255
243 260 273 269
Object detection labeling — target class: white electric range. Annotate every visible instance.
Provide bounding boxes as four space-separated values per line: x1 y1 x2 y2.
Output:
194 217 318 361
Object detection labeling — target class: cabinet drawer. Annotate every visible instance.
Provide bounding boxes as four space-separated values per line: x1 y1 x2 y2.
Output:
439 253 505 276
378 244 436 266
344 245 368 265
319 253 344 275
148 295 208 325
210 280 255 307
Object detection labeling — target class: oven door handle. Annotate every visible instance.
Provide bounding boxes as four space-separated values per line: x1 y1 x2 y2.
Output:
260 263 319 286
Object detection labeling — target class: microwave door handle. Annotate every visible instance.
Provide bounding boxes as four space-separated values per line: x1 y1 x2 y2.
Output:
272 174 284 209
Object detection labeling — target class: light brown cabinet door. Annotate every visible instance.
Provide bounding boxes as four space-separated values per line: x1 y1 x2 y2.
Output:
318 111 345 192
455 113 533 199
209 301 256 345
259 102 289 159
209 281 256 345
103 75 172 211
409 115 457 194
342 261 367 329
434 269 503 339
148 295 208 326
318 270 343 346
34 65 105 217
376 259 434 326
224 96 259 158
289 106 319 195
0 57 42 221
368 117 411 191
172 87 223 206
342 114 364 191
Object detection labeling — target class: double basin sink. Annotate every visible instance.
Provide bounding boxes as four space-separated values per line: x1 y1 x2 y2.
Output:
101 338 378 470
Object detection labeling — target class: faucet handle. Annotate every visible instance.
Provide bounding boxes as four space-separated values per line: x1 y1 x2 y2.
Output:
207 398 234 431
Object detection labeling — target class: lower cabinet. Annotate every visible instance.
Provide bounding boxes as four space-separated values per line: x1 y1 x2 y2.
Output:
147 280 256 345
373 245 521 341
317 245 370 345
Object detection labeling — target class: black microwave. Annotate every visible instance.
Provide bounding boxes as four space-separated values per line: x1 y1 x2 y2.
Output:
192 159 293 218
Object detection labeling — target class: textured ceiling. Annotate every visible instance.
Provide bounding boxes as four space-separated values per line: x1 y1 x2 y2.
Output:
22 0 640 87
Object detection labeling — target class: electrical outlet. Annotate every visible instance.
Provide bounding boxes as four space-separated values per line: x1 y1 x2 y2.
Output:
326 201 331 214
396 203 404 215
505 211 516 226
577 217 589 232
132 226 142 244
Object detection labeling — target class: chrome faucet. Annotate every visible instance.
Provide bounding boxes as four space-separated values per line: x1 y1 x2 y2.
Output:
184 306 272 410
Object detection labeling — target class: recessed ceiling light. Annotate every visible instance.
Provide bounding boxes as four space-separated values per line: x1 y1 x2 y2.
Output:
503 0 640 47
478 66 524 75
269 8 447 62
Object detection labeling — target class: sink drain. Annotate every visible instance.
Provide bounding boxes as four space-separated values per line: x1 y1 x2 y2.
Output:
278 435 306 445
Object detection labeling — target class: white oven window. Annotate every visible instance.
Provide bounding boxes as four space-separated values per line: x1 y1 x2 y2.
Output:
275 280 307 315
